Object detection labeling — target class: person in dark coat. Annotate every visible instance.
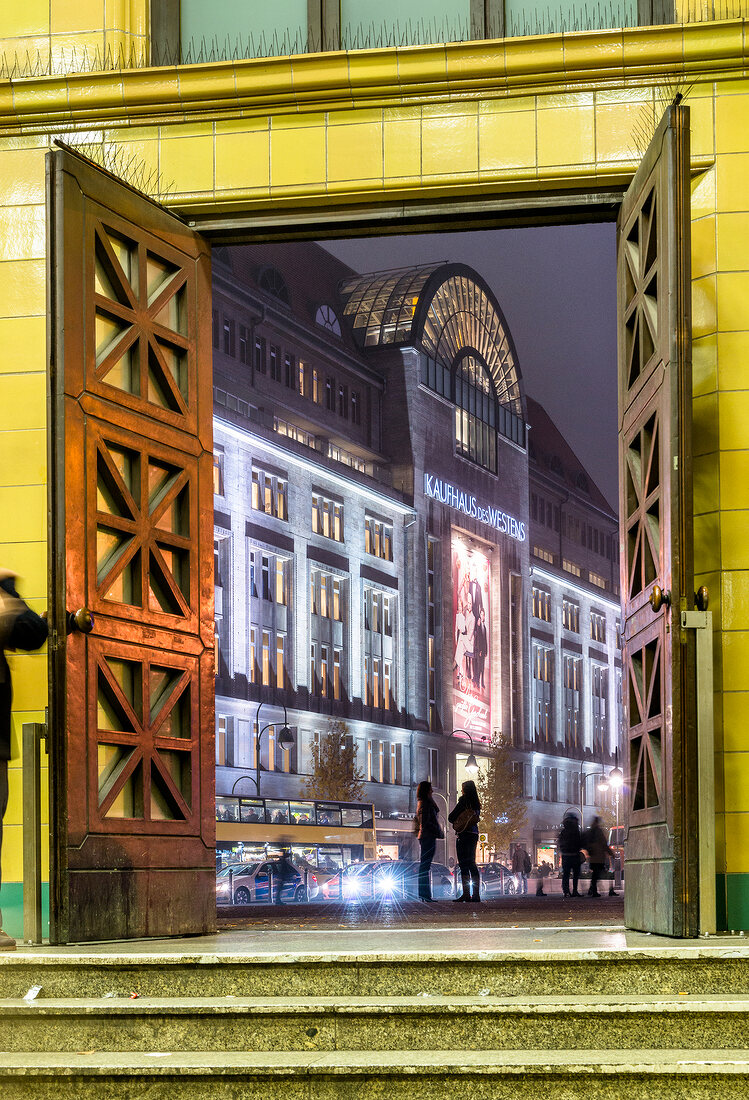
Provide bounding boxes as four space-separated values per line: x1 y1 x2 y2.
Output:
415 780 444 901
582 815 614 897
448 779 481 902
558 810 583 898
0 569 47 950
473 610 488 690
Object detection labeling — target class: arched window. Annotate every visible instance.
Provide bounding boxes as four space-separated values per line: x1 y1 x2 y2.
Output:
257 265 290 305
315 304 341 336
454 353 497 473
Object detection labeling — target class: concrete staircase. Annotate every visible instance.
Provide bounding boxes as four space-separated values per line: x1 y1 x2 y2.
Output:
1 947 749 1096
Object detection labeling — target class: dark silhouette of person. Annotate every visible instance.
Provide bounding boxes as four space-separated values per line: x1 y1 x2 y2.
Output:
558 810 583 898
473 609 488 689
448 779 481 902
582 815 613 897
415 780 443 901
0 568 47 950
273 846 297 904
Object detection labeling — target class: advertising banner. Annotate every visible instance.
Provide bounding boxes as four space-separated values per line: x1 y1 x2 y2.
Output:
451 537 491 738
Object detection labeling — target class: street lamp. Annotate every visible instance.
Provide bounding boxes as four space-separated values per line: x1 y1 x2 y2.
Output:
450 728 481 775
231 701 294 797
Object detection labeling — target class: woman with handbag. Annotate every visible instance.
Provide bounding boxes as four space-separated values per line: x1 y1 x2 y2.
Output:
448 780 482 902
415 780 444 901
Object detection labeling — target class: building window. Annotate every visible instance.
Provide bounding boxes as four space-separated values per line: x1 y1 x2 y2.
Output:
563 558 582 577
532 586 551 622
312 368 321 404
589 571 607 590
364 516 393 561
562 599 579 633
212 308 219 349
251 467 288 520
454 354 497 473
312 494 344 542
284 352 294 388
592 665 608 755
276 634 286 690
261 630 271 686
333 649 342 700
533 545 554 565
338 384 348 417
427 747 439 785
325 376 335 411
564 655 581 751
590 611 606 643
238 324 249 365
533 644 553 744
351 390 361 425
216 715 229 765
270 344 281 382
250 626 258 684
310 569 343 622
213 451 224 496
383 660 392 711
315 304 341 335
223 317 235 357
254 336 266 374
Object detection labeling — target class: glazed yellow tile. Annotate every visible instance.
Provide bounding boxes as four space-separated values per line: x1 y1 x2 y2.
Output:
691 216 716 281
687 94 715 160
717 272 749 333
562 31 624 76
725 813 749 872
0 206 45 263
0 373 45 431
7 652 47 710
0 540 46 599
595 102 649 163
160 135 214 194
479 111 536 173
215 130 270 191
721 510 749 572
717 331 749 391
384 120 421 178
694 511 720 575
0 319 45 375
691 166 716 220
716 154 749 213
719 390 749 451
722 571 749 633
0 262 45 320
49 32 106 67
328 122 382 183
422 113 478 177
724 693 749 752
51 0 105 33
0 430 45 487
692 274 717 339
0 0 49 38
0 148 46 206
716 213 749 273
692 333 717 397
270 126 325 188
478 96 535 116
716 93 749 156
328 108 382 127
692 392 718 456
0 825 22 879
537 106 594 167
723 632 749 694
396 46 448 85
692 453 719 514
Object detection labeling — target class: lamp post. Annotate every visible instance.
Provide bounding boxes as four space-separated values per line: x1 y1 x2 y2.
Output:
579 762 610 829
443 728 486 866
231 701 294 797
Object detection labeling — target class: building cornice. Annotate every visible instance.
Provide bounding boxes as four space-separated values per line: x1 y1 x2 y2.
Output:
0 21 746 133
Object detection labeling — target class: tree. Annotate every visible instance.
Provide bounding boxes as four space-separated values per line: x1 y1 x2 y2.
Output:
476 732 527 858
304 719 365 802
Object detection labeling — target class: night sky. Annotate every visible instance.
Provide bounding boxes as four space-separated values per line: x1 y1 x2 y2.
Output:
321 223 618 512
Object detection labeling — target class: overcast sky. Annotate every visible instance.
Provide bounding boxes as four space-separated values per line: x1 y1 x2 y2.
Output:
321 223 618 511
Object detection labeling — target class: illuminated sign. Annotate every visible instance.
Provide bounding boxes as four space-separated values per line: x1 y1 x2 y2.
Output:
424 473 526 541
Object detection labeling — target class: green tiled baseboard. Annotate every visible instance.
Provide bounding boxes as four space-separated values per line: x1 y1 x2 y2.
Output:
0 883 49 941
717 873 749 932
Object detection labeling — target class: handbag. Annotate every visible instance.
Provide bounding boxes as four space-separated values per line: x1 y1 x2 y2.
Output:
452 807 479 834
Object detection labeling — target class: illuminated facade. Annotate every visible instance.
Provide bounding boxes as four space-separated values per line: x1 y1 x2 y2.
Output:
211 244 529 860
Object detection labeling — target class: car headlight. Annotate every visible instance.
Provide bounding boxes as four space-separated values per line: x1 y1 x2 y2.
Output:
381 875 395 891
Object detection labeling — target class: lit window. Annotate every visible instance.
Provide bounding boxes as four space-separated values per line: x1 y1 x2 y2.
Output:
562 599 580 633
262 631 271 686
532 586 551 622
312 494 344 543
315 304 341 336
563 559 582 577
333 649 341 701
454 354 497 473
213 452 224 496
365 516 393 561
276 635 285 690
251 466 288 521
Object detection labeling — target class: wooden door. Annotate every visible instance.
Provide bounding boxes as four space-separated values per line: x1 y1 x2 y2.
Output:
47 146 215 943
617 105 697 937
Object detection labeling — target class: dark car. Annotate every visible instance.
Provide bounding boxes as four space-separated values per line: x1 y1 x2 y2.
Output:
216 859 318 904
453 862 518 898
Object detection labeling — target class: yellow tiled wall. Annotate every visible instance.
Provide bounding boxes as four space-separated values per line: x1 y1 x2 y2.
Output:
0 0 148 73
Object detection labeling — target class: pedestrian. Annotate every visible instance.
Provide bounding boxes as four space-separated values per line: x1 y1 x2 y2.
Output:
448 779 481 902
273 846 297 904
582 815 613 897
511 844 529 894
558 810 583 898
534 859 552 896
414 780 444 901
0 568 47 950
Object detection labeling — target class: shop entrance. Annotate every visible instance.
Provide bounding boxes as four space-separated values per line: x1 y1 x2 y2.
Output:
45 103 701 943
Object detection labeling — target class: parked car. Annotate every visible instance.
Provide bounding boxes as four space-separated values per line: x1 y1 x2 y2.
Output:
321 859 454 901
453 862 518 898
216 859 318 904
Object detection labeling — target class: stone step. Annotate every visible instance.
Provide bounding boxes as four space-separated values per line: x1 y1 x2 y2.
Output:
2 1049 749 1099
3 948 749 999
1 994 748 1053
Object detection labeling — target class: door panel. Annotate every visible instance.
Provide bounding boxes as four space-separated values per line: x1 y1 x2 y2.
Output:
617 105 696 937
47 146 215 943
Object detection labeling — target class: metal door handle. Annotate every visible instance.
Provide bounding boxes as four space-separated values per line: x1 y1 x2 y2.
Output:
648 585 671 613
66 608 94 634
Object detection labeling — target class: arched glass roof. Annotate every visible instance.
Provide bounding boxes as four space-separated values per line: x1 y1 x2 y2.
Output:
338 263 523 416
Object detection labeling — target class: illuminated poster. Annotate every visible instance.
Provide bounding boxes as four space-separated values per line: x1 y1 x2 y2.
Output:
452 537 491 739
